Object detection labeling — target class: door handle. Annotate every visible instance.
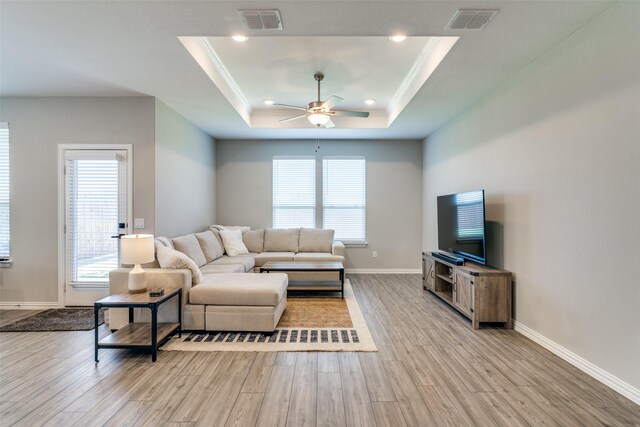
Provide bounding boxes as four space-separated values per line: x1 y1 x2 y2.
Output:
112 222 127 239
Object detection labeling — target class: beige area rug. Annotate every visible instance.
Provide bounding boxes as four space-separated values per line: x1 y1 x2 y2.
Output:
162 280 377 352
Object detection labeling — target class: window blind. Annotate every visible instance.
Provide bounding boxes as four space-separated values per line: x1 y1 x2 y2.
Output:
323 157 366 241
66 152 124 283
272 157 316 229
0 124 9 258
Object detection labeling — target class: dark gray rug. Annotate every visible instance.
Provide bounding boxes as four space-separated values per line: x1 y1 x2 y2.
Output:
0 309 104 332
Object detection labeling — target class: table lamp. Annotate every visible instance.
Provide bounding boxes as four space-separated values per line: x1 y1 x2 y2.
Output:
121 234 155 293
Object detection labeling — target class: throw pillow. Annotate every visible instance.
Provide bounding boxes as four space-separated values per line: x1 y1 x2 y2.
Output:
242 229 265 253
220 229 249 257
208 227 226 254
156 245 202 285
264 228 300 252
195 231 224 263
171 234 207 267
154 236 173 249
298 228 335 253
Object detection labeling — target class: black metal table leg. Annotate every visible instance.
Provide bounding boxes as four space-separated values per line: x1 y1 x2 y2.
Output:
178 289 182 338
340 269 345 299
151 304 158 362
94 304 100 362
128 307 134 324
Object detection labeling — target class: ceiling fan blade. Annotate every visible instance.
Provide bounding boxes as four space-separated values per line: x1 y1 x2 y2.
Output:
279 114 308 123
320 95 343 111
273 103 308 111
323 119 335 128
330 110 370 118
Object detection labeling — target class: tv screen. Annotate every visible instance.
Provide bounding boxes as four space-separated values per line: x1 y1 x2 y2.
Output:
437 190 486 264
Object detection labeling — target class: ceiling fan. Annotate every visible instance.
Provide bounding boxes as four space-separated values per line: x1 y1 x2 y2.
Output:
274 72 370 128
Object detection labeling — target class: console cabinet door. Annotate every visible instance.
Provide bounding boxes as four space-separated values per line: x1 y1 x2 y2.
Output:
453 269 474 317
422 256 435 291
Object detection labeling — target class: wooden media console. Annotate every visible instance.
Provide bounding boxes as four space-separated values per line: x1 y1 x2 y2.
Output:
422 252 512 329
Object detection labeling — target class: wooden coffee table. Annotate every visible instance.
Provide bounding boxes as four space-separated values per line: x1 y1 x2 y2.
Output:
260 262 345 298
94 287 182 362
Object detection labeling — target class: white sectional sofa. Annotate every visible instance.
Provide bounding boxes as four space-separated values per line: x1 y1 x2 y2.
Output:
109 227 345 332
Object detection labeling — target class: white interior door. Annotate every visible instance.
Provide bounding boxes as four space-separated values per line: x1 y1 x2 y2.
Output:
61 148 131 306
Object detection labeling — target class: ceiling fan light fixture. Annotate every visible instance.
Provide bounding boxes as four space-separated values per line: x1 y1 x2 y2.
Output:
232 35 249 42
308 113 330 126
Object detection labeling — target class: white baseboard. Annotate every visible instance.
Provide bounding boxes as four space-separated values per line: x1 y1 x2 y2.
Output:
345 269 421 274
0 301 59 310
513 320 640 405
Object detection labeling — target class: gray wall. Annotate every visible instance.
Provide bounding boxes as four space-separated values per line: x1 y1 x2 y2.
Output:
216 139 423 270
155 100 216 237
0 97 156 304
423 2 640 390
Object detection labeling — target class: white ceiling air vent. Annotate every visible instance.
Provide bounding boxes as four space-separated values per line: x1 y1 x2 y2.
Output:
447 9 499 30
239 9 283 30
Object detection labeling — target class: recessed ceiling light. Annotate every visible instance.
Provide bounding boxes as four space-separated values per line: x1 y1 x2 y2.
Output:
232 35 249 42
389 35 406 42
364 99 376 105
263 99 275 105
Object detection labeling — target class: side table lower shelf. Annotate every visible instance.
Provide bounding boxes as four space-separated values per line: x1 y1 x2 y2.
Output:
99 323 180 348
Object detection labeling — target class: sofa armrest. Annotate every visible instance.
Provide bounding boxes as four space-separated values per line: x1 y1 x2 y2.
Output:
108 268 192 330
109 268 192 301
332 241 345 257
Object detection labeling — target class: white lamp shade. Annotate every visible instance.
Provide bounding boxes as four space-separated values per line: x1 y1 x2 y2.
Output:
121 234 155 265
308 113 330 126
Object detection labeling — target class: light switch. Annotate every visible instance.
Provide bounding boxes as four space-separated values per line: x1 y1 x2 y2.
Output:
134 218 145 229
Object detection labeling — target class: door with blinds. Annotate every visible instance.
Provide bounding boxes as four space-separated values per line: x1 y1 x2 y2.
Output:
62 148 130 306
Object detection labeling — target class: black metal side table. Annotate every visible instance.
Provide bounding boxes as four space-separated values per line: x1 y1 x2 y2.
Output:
94 287 182 362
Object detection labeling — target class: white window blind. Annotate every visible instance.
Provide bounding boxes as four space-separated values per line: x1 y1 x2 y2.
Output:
323 157 366 241
65 151 125 283
0 124 9 258
272 157 316 229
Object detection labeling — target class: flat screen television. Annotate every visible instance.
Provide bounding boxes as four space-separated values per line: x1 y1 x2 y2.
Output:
437 190 486 265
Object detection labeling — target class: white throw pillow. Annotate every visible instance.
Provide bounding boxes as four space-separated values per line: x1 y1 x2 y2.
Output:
156 245 203 285
220 229 249 257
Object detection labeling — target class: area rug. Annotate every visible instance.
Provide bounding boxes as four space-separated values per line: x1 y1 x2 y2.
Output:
0 308 104 332
162 279 377 352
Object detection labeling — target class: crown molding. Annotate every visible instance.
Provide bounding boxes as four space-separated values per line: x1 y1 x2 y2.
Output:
178 37 252 125
387 36 459 125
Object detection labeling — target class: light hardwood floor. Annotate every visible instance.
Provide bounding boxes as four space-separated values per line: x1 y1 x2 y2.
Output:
0 274 638 426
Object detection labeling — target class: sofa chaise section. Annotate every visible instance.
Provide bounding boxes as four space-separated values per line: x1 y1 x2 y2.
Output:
109 269 288 331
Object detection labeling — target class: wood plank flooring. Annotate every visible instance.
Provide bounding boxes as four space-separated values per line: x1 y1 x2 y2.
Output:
1 274 638 426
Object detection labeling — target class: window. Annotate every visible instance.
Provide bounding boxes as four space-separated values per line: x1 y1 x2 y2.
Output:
0 124 9 258
323 157 366 241
272 157 316 229
272 156 367 242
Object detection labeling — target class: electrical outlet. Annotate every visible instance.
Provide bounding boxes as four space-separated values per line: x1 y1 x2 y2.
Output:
134 218 145 229
372 251 378 258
